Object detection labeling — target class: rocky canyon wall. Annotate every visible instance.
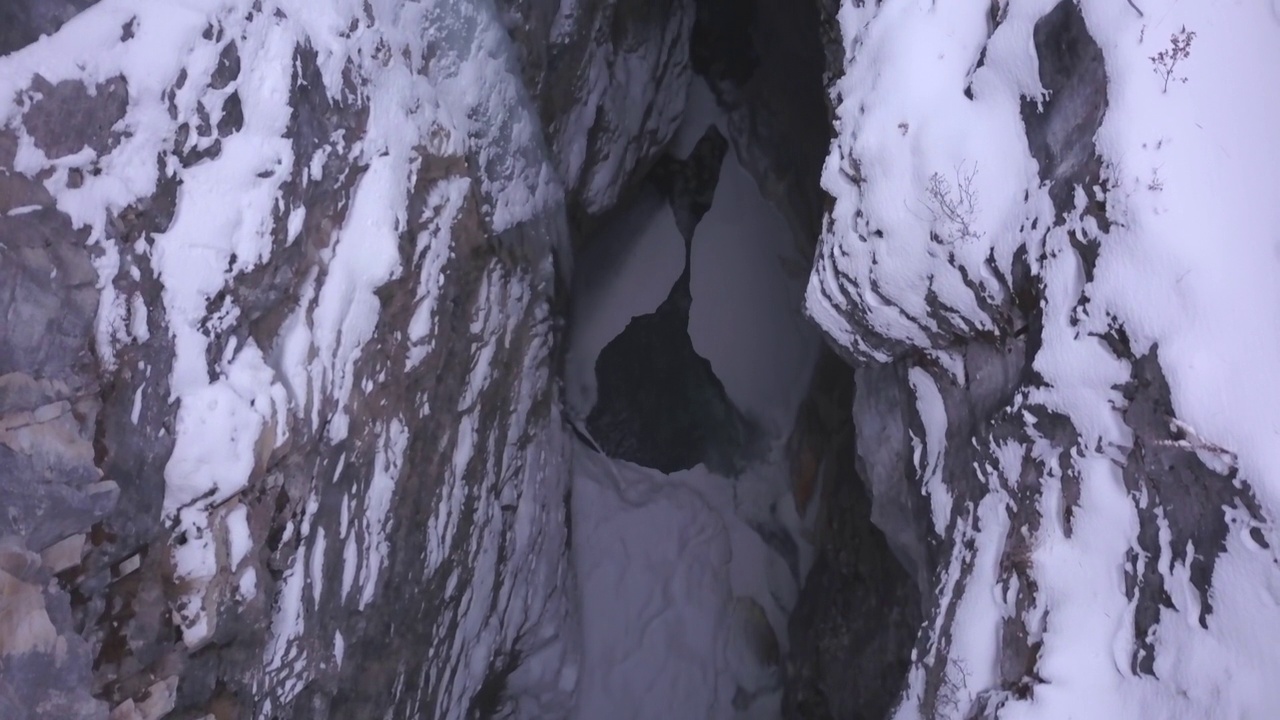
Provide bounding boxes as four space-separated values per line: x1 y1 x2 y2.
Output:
0 0 692 717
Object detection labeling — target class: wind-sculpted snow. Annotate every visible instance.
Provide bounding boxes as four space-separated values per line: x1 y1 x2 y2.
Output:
806 0 1280 717
0 0 672 715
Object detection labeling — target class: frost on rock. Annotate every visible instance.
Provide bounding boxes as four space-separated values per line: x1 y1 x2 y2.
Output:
807 0 1280 717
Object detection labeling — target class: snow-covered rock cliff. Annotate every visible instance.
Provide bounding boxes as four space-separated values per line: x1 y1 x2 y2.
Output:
0 0 691 717
5 0 1280 718
805 0 1280 717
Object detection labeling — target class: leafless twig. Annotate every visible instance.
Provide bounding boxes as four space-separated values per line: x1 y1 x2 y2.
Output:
925 163 983 244
1151 26 1196 93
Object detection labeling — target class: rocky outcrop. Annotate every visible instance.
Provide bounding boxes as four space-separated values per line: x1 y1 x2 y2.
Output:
0 1 694 717
0 0 100 56
783 356 921 720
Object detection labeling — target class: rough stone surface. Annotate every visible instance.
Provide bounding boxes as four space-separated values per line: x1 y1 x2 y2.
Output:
498 0 696 223
1019 0 1109 219
784 405 920 720
0 86 115 715
691 0 830 253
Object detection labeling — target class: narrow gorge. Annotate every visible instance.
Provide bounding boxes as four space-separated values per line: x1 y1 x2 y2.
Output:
2 1 1278 719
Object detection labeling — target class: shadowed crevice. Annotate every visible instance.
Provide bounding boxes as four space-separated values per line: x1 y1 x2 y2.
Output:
586 126 764 476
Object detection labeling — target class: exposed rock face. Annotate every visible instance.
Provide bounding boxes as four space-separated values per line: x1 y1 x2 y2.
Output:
8 0 1272 718
0 1 692 718
783 359 920 720
0 0 100 57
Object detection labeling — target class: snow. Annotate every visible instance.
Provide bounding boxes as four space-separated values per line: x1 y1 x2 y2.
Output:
238 566 258 601
407 177 470 370
307 155 412 444
908 367 951 533
4 0 573 714
569 76 820 431
1084 0 1280 504
570 441 795 720
225 504 252 570
130 384 144 425
422 0 562 232
358 418 408 610
1027 0 1280 716
10 0 1276 714
310 527 327 609
549 3 691 215
808 0 1046 362
162 343 283 646
809 0 1280 716
571 446 733 719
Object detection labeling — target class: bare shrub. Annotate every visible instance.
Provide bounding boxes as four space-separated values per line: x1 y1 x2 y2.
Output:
1150 26 1196 93
925 162 983 244
935 657 972 717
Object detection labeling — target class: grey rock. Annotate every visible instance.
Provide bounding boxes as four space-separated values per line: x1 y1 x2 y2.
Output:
0 0 702 716
0 0 101 57
795 2 1275 718
0 205 98 380
693 0 831 253
1120 350 1264 674
512 0 695 220
784 423 920 720
23 76 129 160
1020 0 1109 220
0 540 108 719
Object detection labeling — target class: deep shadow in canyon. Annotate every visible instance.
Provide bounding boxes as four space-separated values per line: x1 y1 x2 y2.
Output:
566 0 923 716
585 126 767 477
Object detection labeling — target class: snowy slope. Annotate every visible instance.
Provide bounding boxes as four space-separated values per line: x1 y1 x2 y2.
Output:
569 442 804 720
807 0 1280 717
